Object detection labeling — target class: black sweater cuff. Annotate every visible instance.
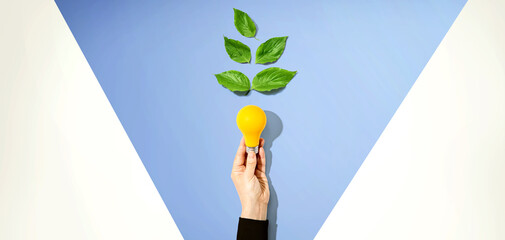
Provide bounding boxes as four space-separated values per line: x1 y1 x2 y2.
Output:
237 217 269 240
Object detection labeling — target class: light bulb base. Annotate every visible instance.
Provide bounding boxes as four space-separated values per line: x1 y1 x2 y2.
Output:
246 146 258 154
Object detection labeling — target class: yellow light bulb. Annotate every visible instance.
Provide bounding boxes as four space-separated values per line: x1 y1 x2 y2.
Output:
236 105 267 153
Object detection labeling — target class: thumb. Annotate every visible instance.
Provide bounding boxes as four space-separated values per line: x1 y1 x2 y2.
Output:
245 151 257 179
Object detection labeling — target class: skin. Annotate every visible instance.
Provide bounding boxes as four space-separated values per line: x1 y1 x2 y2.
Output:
231 137 270 220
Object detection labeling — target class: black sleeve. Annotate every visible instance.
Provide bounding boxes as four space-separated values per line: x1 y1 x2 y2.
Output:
237 217 269 240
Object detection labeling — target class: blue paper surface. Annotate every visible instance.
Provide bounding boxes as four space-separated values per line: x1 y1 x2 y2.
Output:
55 1 466 239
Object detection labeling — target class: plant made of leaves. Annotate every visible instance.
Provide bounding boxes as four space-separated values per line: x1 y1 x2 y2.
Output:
215 9 297 93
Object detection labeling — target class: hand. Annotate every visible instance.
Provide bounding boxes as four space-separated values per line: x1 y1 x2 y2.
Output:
231 138 270 220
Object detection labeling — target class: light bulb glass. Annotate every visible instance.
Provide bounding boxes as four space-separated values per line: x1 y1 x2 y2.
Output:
236 105 267 152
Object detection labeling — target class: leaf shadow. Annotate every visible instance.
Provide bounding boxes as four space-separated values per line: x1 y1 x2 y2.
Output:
232 90 250 96
257 60 279 66
233 61 251 65
258 87 285 95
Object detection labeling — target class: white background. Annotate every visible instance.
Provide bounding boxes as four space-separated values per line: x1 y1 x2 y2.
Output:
0 1 182 239
1 0 504 239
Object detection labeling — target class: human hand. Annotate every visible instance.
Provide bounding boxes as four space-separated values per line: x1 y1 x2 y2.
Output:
231 138 270 220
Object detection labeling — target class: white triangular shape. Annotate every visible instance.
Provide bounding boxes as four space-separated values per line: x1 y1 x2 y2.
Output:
0 1 182 239
316 0 505 239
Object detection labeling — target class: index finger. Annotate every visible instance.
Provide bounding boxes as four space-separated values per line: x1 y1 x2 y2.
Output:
233 137 246 167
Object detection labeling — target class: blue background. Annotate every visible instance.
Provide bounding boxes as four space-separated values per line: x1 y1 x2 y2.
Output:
55 0 466 239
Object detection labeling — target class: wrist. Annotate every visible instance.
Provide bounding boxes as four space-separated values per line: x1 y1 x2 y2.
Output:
241 203 268 220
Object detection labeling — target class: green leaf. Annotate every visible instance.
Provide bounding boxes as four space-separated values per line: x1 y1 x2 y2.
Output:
252 67 297 92
233 8 256 38
215 70 251 92
255 36 288 64
224 36 251 63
